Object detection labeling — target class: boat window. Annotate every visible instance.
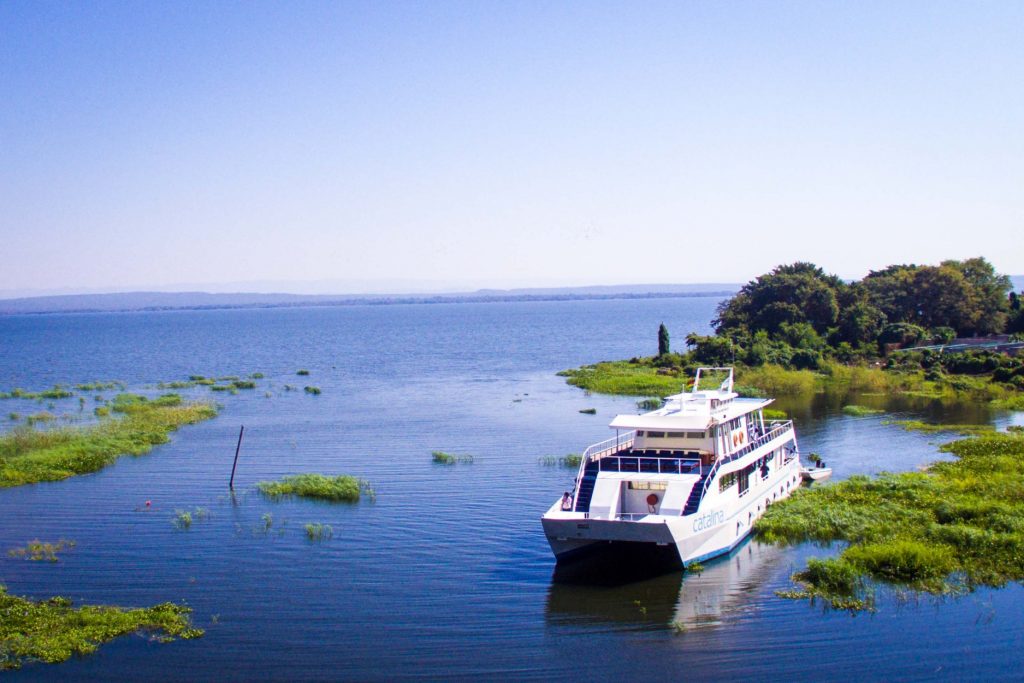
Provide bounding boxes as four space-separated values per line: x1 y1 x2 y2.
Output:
627 481 667 491
738 468 750 495
647 431 665 438
719 472 737 492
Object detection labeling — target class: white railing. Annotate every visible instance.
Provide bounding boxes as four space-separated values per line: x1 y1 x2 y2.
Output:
571 430 636 512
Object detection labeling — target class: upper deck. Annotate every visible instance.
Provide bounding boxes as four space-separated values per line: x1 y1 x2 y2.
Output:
607 367 772 434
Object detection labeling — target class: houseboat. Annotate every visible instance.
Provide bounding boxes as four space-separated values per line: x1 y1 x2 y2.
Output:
542 367 802 567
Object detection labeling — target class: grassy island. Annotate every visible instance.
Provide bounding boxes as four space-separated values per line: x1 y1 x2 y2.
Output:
0 393 217 488
0 586 202 670
257 473 372 502
757 432 1024 610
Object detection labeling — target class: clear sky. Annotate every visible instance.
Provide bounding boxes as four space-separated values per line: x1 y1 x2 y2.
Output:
1 1 1021 296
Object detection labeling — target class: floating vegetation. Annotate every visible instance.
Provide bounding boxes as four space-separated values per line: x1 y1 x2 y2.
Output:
250 372 264 379
25 412 56 425
173 510 192 529
8 413 19 421
210 385 232 392
93 405 110 417
538 454 582 468
636 398 662 411
0 386 74 401
762 408 788 420
578 408 597 414
303 386 321 395
0 393 217 488
882 420 994 436
216 376 239 382
73 381 124 392
173 507 210 529
304 523 333 541
257 474 370 503
756 431 1024 611
842 405 885 417
8 539 76 562
296 369 310 376
0 586 202 670
230 380 256 390
431 451 474 465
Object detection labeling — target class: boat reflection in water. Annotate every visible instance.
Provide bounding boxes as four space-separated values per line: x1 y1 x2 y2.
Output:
546 537 785 630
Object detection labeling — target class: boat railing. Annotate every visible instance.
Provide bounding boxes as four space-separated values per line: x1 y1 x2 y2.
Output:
614 512 655 521
597 455 701 475
573 430 636 489
696 420 794 504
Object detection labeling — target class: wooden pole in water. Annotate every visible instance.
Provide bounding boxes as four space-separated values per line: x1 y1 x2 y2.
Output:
229 425 244 490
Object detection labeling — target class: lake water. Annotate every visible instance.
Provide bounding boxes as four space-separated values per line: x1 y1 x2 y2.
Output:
1 298 1023 681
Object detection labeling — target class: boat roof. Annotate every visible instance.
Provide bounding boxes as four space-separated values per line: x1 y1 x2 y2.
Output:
607 368 774 432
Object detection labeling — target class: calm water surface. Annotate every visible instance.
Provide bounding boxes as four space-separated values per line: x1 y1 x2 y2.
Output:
1 298 1022 681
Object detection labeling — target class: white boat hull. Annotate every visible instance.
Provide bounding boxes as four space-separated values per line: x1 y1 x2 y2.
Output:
543 459 801 566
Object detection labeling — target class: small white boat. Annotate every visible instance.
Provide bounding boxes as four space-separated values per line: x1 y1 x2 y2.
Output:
800 466 832 482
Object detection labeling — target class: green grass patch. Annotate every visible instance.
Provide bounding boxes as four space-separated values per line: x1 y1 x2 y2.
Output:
636 398 662 410
8 540 75 562
303 386 321 395
0 585 202 670
304 523 333 541
762 408 788 419
257 473 370 503
842 405 885 417
538 453 582 468
0 394 217 488
296 369 310 376
558 361 686 397
756 432 1024 610
882 420 995 435
431 450 474 465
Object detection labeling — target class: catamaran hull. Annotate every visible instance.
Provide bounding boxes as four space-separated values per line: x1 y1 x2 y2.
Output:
543 462 800 567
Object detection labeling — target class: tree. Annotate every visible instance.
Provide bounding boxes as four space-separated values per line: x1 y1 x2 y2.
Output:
658 323 670 356
942 258 1011 334
714 262 844 336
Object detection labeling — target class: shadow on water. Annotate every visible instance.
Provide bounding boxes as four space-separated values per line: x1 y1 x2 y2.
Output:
546 537 785 630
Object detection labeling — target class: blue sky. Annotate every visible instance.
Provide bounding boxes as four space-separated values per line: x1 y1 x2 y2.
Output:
1 1 1021 296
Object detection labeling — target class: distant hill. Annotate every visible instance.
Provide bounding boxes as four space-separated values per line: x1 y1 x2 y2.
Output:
0 284 741 315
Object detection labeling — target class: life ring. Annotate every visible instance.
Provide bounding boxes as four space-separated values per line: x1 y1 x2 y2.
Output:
733 433 739 446
646 493 659 506
739 432 745 444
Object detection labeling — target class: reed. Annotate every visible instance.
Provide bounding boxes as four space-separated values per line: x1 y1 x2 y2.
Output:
304 523 333 541
431 451 473 465
0 586 202 670
8 539 75 562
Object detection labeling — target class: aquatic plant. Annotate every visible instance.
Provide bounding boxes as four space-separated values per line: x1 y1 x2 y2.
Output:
0 586 202 670
230 380 256 390
296 369 310 376
0 394 217 487
304 523 333 541
756 432 1024 610
431 451 473 465
74 381 123 392
842 405 885 417
537 453 582 468
250 373 264 379
578 408 597 414
882 420 994 435
172 510 193 529
636 398 662 410
8 413 19 421
762 409 788 420
8 539 75 562
25 412 56 425
256 474 369 503
93 405 110 417
303 386 321 395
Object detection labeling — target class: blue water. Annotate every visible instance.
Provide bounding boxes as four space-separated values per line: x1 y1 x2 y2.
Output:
1 298 1023 681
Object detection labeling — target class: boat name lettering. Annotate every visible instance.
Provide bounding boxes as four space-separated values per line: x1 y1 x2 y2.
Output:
692 510 724 532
